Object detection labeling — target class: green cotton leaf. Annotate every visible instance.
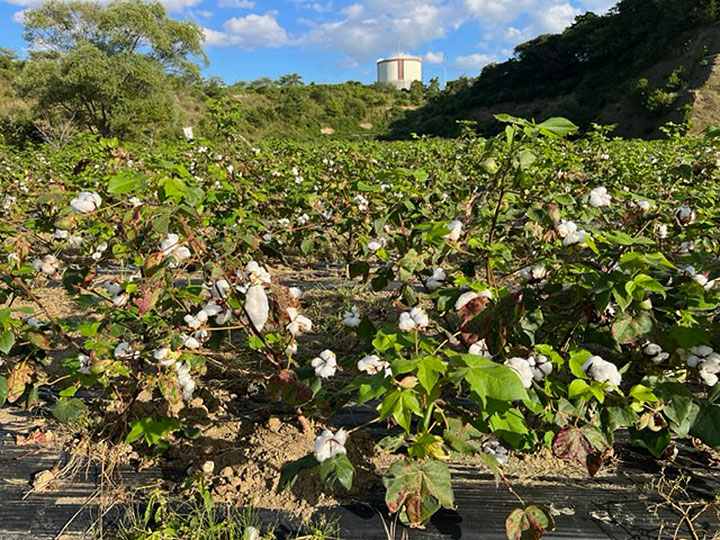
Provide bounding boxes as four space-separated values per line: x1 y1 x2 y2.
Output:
0 376 8 407
656 382 699 437
0 330 15 354
612 311 653 345
690 405 720 449
454 354 528 405
602 405 639 432
52 397 88 423
107 172 147 194
536 117 578 138
278 453 319 492
629 427 671 458
633 274 666 297
125 416 181 446
416 355 446 393
318 453 355 491
568 349 591 379
568 379 591 400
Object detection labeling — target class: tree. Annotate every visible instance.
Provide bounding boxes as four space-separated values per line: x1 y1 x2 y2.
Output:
277 73 304 87
16 0 207 139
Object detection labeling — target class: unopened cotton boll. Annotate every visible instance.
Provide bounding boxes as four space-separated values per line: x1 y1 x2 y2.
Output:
313 428 347 462
70 191 102 214
445 220 463 241
357 354 392 377
311 349 337 378
426 268 446 291
582 355 622 387
343 306 361 327
505 357 534 388
589 187 611 208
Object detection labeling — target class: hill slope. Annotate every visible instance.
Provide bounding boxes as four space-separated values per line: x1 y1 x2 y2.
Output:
389 0 720 138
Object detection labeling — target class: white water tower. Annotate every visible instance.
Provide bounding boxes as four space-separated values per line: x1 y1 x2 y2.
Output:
377 55 422 90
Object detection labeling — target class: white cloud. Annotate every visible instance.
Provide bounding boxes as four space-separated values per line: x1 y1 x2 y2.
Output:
452 53 495 72
12 8 27 23
537 3 581 33
423 51 444 64
204 13 288 48
217 0 255 8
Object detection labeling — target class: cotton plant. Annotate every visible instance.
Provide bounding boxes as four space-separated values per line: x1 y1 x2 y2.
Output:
70 191 102 214
357 354 392 377
582 355 622 387
398 306 430 332
311 349 337 378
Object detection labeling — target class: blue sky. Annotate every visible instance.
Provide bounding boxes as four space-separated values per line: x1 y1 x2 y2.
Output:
0 0 617 85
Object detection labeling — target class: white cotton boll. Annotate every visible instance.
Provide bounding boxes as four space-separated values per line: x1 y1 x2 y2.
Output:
311 350 337 378
343 306 361 327
297 213 310 225
209 279 231 299
468 339 490 357
245 284 270 332
175 246 191 261
184 314 202 329
33 254 61 275
242 260 271 285
637 200 651 212
674 206 696 225
77 354 91 375
426 268 446 291
455 291 479 311
367 238 386 252
398 311 417 332
278 217 290 227
589 187 611 208
195 310 209 324
286 307 312 335
505 357 534 388
409 306 429 328
557 219 577 238
202 301 223 317
70 191 102 214
582 355 622 387
129 197 142 208
691 345 714 357
67 235 83 248
482 438 508 466
563 229 588 247
288 287 303 299
530 354 552 381
445 220 463 241
112 293 128 307
215 309 232 325
357 354 392 377
103 281 122 297
182 379 196 401
519 265 548 283
286 342 298 355
313 428 347 462
657 224 668 238
244 526 261 540
54 229 68 240
182 334 200 349
114 342 135 359
161 233 180 256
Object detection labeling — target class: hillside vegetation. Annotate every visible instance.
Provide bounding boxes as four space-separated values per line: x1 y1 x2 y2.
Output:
390 0 720 138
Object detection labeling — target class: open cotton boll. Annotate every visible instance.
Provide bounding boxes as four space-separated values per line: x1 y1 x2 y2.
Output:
519 265 548 283
208 279 231 299
637 200 652 212
409 306 429 327
245 284 269 332
482 438 508 466
288 287 303 299
202 301 223 317
657 224 668 238
582 355 622 387
343 306 361 327
589 186 611 208
505 357 534 388
563 229 588 247
674 206 696 225
468 339 490 357
426 268 446 291
367 237 387 252
286 307 312 335
557 219 577 238
313 428 347 462
642 342 670 364
215 309 232 325
70 191 102 214
357 354 392 377
114 342 137 360
398 307 429 331
445 220 463 241
181 334 201 349
244 526 261 540
54 229 68 240
455 289 492 312
32 254 61 275
311 350 337 378
77 354 92 375
241 260 271 285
